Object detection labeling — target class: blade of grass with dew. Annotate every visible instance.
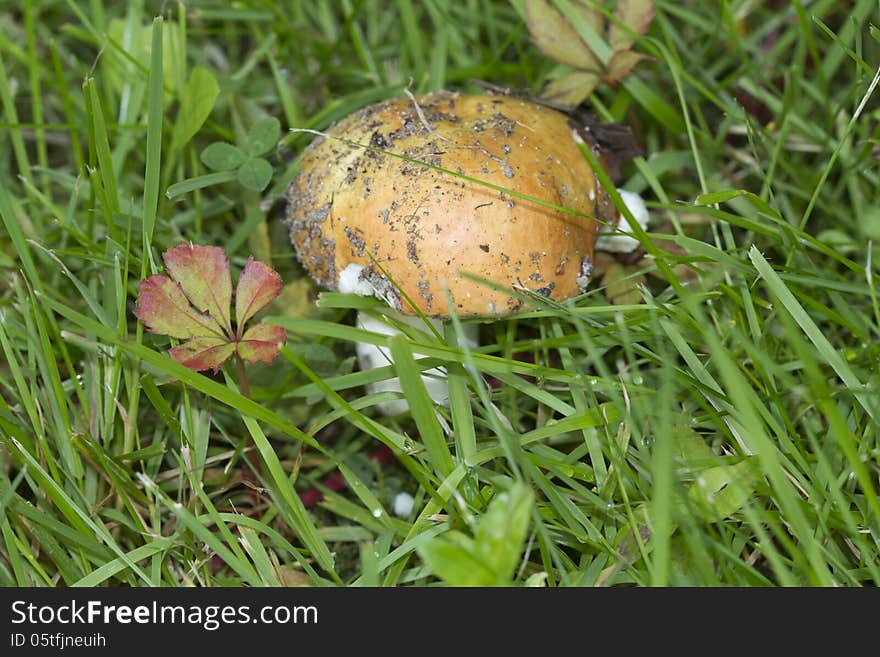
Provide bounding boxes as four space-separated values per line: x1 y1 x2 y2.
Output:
165 171 237 199
750 248 880 522
73 538 175 587
238 412 339 578
337 463 394 529
83 77 120 219
272 316 592 386
141 478 263 586
750 247 878 422
9 438 152 585
280 347 410 452
218 514 328 585
0 53 32 183
238 525 283 586
0 513 28 585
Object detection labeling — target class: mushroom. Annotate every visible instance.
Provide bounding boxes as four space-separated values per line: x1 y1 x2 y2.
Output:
286 90 645 414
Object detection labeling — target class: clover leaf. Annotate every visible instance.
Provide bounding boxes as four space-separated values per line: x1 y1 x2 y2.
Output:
198 116 281 192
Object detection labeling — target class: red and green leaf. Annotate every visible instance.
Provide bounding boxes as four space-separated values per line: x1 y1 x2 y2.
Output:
136 243 286 373
235 256 282 336
237 323 286 365
135 275 224 339
169 336 237 373
163 243 233 334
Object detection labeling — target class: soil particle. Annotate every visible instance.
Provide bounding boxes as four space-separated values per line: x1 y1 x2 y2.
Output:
417 280 433 311
473 112 517 137
360 266 401 311
343 226 366 256
370 131 391 149
575 255 593 291
555 256 568 275
536 282 556 298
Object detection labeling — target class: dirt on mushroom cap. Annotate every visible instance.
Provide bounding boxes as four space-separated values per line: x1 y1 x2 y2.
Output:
286 90 616 317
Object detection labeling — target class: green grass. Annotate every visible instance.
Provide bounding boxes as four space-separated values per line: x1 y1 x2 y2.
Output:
1 0 879 587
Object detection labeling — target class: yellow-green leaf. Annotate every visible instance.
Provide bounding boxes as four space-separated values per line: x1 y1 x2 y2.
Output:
601 262 645 305
541 70 600 109
474 483 533 582
610 0 656 51
688 460 759 522
171 66 220 152
524 0 601 70
235 257 282 332
604 49 650 83
163 243 233 334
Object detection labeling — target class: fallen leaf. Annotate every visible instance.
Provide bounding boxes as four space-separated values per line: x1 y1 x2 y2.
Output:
237 323 287 365
601 262 646 305
610 0 656 51
528 0 657 108
524 0 601 70
135 244 286 372
235 257 282 335
541 71 601 110
163 244 233 334
248 216 272 265
272 278 316 319
135 275 223 339
604 49 650 83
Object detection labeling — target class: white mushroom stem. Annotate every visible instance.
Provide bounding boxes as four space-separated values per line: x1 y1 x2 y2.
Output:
595 189 649 254
339 263 478 415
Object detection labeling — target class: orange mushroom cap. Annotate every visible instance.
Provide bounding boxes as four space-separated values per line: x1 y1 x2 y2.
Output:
287 90 617 317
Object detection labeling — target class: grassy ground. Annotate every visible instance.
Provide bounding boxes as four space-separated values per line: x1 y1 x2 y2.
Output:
0 0 878 587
